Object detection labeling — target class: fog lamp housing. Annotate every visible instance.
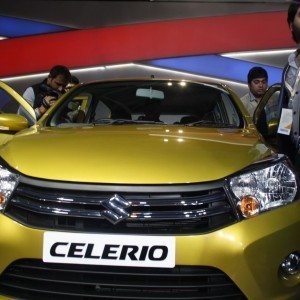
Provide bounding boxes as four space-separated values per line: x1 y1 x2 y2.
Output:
279 252 300 278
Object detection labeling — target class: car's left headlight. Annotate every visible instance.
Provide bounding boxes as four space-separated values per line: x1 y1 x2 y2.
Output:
229 159 297 218
0 164 19 211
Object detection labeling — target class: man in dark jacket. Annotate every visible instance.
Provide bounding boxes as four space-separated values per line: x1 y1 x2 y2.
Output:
278 1 300 164
20 65 71 119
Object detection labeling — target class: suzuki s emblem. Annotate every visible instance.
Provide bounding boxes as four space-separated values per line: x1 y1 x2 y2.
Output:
102 194 131 224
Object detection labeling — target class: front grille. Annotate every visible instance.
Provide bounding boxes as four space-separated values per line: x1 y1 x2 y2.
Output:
5 180 238 234
0 259 246 299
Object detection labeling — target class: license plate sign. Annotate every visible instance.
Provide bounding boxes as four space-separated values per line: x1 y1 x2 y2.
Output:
43 232 175 268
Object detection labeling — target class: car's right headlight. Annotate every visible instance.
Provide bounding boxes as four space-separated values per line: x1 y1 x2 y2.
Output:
0 164 19 211
229 158 298 218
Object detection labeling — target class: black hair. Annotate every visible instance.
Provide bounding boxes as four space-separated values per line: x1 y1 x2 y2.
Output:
288 1 300 24
288 1 300 42
70 75 79 85
49 65 71 81
247 67 268 84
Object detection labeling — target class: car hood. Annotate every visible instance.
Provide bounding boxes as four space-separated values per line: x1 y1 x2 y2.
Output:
0 125 272 184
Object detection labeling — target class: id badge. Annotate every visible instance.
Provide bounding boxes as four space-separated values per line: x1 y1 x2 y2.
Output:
277 108 293 135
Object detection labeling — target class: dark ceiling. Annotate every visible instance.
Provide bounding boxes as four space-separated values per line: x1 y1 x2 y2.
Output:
1 0 289 29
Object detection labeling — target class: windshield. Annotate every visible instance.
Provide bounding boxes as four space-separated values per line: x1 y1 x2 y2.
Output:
48 80 243 128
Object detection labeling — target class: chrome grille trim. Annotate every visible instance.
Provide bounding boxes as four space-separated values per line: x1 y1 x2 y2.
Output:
15 185 227 206
10 197 232 220
130 206 232 220
5 177 238 234
10 187 230 220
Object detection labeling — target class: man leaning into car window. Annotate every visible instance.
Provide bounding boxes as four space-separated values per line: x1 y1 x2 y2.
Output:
18 65 71 119
240 66 268 117
277 0 300 166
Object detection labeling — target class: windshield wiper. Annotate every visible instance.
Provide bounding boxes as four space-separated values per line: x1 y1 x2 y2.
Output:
185 120 238 128
57 123 93 128
93 118 164 125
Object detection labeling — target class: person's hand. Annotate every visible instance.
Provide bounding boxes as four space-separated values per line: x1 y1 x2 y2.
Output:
42 96 57 109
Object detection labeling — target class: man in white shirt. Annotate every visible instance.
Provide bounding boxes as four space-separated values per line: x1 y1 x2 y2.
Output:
241 66 268 117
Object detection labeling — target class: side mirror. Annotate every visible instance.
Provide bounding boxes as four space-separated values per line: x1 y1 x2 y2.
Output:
0 114 30 132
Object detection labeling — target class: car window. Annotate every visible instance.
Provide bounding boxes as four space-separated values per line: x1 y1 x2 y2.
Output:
264 90 280 122
221 93 240 126
48 81 243 128
50 93 92 125
0 89 19 114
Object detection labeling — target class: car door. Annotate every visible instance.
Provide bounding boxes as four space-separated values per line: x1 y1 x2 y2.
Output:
0 80 36 145
253 83 281 150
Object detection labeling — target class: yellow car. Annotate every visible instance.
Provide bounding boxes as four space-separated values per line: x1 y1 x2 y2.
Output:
0 79 299 299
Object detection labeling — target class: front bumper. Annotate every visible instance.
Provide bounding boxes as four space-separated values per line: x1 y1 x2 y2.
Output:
0 201 299 300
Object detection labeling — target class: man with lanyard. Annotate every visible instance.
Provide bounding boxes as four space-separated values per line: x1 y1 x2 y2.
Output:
277 1 300 166
241 67 268 118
